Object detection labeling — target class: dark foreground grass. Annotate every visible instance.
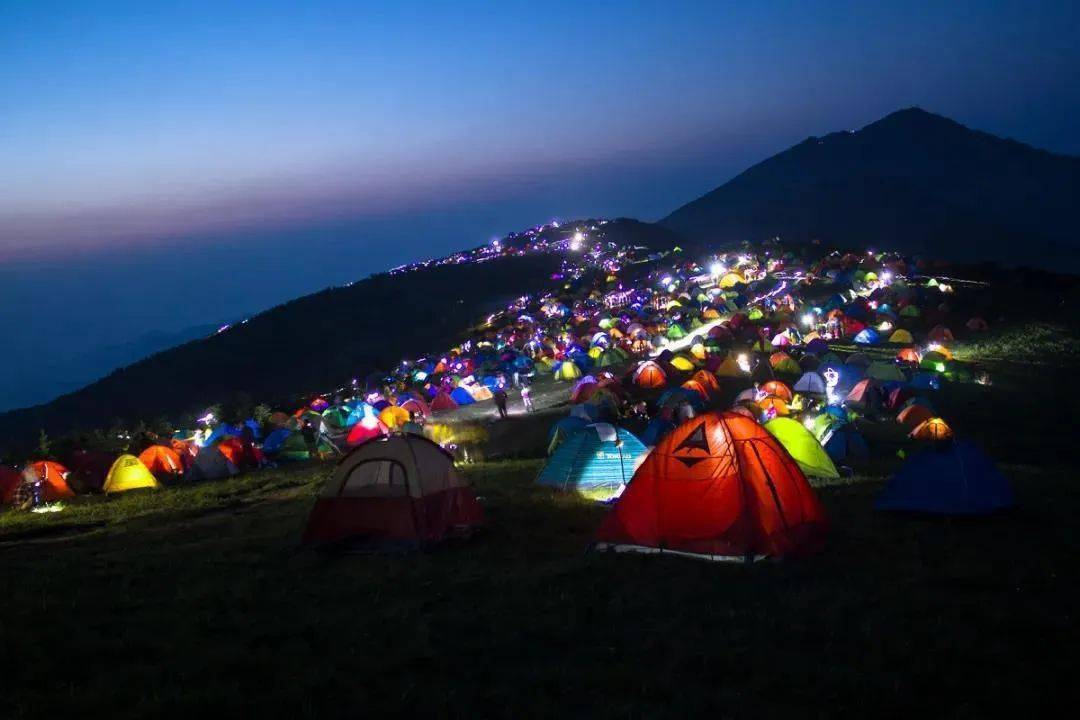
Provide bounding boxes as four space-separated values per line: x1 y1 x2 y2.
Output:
1 460 1075 718
2 324 1077 718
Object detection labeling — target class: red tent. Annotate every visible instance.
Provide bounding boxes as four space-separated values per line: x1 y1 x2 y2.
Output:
596 411 827 561
430 391 459 413
303 435 483 548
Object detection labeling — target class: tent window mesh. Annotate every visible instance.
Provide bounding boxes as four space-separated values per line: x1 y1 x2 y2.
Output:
341 460 408 498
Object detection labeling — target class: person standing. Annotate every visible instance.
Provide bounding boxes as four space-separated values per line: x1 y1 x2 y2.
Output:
521 382 533 413
301 420 319 460
493 387 509 419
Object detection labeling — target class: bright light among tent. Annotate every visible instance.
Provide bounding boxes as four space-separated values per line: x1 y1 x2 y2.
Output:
570 231 585 251
801 313 815 327
737 354 751 373
709 262 725 276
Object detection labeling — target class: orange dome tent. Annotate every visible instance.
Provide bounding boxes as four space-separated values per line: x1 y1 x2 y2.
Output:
632 361 667 389
910 417 954 441
760 380 793 403
27 460 74 501
690 369 721 395
680 379 710 401
757 395 790 417
138 445 184 480
596 411 827 561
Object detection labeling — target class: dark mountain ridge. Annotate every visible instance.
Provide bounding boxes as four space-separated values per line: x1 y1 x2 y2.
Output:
661 107 1080 269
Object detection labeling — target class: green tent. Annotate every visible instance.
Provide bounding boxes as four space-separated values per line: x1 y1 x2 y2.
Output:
764 417 840 479
866 360 906 382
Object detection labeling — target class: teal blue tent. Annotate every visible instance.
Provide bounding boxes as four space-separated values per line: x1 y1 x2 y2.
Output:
536 423 648 501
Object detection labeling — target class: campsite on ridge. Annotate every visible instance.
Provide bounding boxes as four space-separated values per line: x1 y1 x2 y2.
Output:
4 2 1080 710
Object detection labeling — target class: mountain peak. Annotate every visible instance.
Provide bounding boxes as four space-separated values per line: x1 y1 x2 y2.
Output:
661 108 1080 270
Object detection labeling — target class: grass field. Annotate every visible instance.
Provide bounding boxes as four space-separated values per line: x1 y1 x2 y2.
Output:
2 324 1077 718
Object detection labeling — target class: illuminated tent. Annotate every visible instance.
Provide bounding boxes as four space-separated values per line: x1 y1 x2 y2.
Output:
632 360 667 389
449 387 476 406
888 328 914 344
876 440 1013 514
555 361 583 381
346 412 389 446
596 412 828 561
302 434 483 548
793 371 827 395
760 380 793 402
103 455 161 494
763 418 839 479
27 461 74 501
138 445 184 481
909 417 954 441
537 423 648 502
379 405 411 430
866 360 906 382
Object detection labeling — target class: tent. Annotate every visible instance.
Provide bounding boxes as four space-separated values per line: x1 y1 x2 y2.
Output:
27 461 74 501
379 405 411 430
537 424 648 501
103 455 161 494
596 411 828 561
822 425 870 463
555 361 583 381
632 361 667 389
346 414 389 446
547 416 589 454
910 417 954 441
763 418 840 479
187 446 239 481
876 440 1013 514
888 328 914 344
138 445 184 480
866 360 906 382
430 391 459 412
449 387 476 406
793 371 827 396
302 434 483 548
760 380 793 402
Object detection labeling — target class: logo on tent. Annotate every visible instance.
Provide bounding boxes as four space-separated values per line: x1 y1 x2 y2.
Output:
673 421 711 467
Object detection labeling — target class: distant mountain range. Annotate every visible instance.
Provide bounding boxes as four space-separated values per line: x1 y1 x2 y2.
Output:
661 107 1080 270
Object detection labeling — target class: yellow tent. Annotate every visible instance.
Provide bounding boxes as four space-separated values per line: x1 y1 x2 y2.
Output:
466 384 494 402
379 405 411 429
719 272 746 289
669 355 696 371
714 355 744 377
556 361 582 381
103 455 160 494
888 328 914 344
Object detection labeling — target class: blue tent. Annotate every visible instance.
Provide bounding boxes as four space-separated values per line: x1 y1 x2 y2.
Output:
822 425 869 463
262 428 292 454
203 423 240 447
536 424 648 501
547 416 589 454
793 371 827 395
450 387 476 406
876 440 1014 514
853 328 881 345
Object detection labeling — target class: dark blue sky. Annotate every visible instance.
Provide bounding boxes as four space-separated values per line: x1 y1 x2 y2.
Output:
2 0 1079 409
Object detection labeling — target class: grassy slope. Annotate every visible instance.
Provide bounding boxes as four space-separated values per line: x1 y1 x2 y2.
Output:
1 323 1077 718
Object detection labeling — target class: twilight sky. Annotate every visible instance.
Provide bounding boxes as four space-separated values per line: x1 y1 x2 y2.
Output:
2 0 1079 409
